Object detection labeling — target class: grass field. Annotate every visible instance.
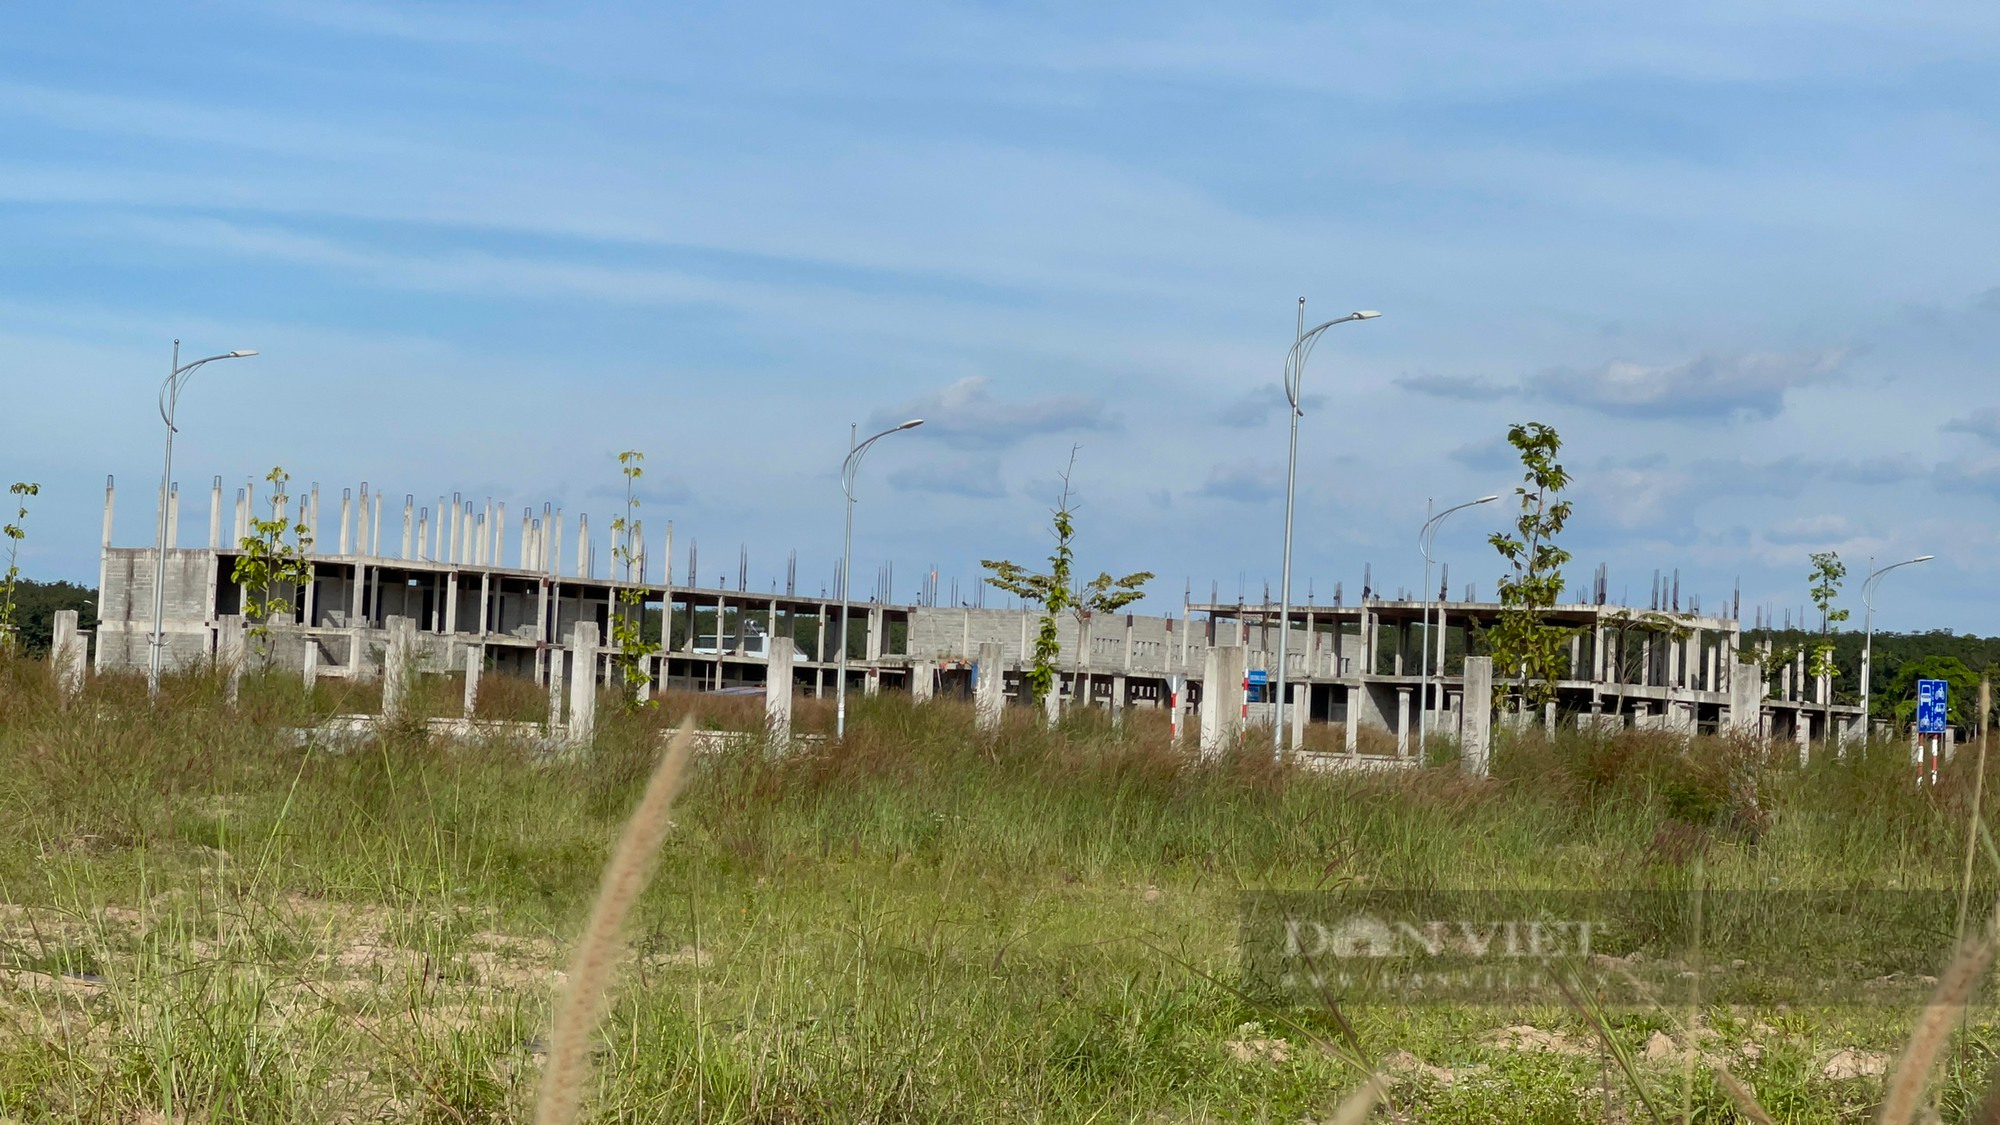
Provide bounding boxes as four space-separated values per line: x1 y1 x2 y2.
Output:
2 652 1999 1123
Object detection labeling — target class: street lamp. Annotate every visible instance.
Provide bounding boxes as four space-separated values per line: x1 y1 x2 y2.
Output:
836 418 923 739
1275 299 1379 758
149 341 258 698
1417 494 1499 758
1860 553 1935 735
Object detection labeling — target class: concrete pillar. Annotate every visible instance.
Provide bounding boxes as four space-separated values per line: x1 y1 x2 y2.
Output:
1396 687 1412 759
381 616 416 721
864 607 883 696
1288 681 1306 750
1544 699 1556 735
1727 662 1763 741
217 615 247 707
912 659 936 704
303 638 318 693
1112 672 1128 728
50 610 85 700
568 621 599 744
1796 708 1810 767
547 641 566 732
209 478 223 550
1042 677 1060 727
463 643 482 717
1344 686 1359 754
766 630 794 745
1461 656 1493 778
1198 645 1248 759
974 642 1004 733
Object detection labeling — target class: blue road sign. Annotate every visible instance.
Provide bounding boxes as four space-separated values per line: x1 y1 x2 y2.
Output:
1247 669 1269 686
1918 679 1949 735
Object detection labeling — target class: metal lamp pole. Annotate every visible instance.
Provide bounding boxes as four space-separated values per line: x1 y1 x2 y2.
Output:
836 418 924 739
1860 553 1934 736
148 341 258 698
1417 494 1499 759
1275 299 1379 759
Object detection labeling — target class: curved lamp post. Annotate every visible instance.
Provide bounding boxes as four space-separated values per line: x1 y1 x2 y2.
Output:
1859 553 1934 734
1274 300 1379 758
836 418 923 739
149 341 258 698
1417 493 1499 758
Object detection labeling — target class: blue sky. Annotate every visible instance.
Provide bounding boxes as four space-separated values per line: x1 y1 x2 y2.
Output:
3 2 1998 630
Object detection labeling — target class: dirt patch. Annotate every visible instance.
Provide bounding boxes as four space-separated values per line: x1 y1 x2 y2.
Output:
1821 1047 1888 1080
1381 1048 1488 1086
1485 1024 1592 1056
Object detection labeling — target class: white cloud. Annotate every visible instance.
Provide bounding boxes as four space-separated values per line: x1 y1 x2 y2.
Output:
871 376 1113 451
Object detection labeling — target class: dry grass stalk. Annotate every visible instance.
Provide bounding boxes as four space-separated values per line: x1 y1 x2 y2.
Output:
1325 1074 1385 1125
1877 929 1997 1125
1714 1065 1778 1125
534 718 696 1125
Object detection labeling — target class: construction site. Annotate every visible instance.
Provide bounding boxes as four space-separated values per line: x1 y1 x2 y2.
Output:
68 469 1869 774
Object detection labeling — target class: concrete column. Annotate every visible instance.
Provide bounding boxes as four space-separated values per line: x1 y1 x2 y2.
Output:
1727 661 1763 741
210 478 223 550
1796 708 1810 767
911 659 936 704
864 607 883 696
463 644 482 718
1042 677 1060 727
766 633 794 745
1112 672 1128 728
1544 699 1556 735
974 642 1004 733
568 621 599 744
1289 682 1307 751
1461 655 1493 778
1344 686 1359 754
217 615 247 707
381 616 416 721
547 642 566 732
477 573 492 636
1198 644 1248 759
339 490 352 555
303 639 318 693
1396 687 1413 759
50 610 85 700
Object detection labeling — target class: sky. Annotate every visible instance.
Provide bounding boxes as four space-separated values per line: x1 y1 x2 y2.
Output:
3 2 1998 632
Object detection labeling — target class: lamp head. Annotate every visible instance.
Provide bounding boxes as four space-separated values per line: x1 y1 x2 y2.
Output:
1914 554 1936 563
896 418 924 431
227 350 257 357
1352 310 1382 320
1475 494 1500 504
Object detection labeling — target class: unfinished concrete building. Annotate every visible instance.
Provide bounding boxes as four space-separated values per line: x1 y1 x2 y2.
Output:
86 473 1860 758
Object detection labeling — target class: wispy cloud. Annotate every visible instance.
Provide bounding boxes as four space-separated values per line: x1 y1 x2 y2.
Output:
1194 460 1285 503
1945 407 2000 446
872 376 1114 451
1395 373 1514 401
888 457 1007 499
1215 383 1323 428
1530 349 1849 420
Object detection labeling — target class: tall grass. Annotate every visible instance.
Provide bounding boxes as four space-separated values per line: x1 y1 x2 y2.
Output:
2 650 1998 1121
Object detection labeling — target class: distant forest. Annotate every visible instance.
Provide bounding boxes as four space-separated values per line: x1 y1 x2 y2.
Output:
5 578 97 655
